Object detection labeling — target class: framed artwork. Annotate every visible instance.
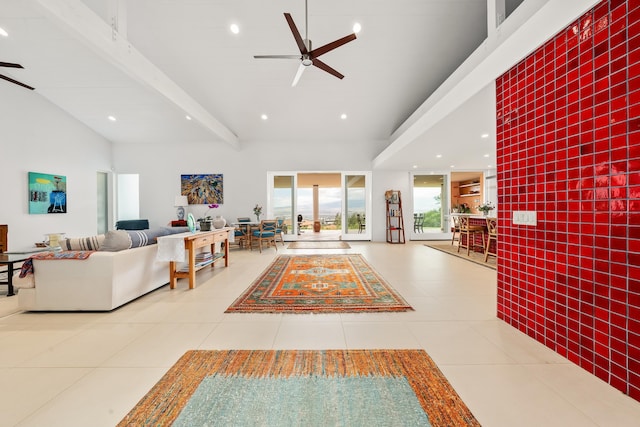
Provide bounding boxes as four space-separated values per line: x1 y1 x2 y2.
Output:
181 174 223 205
29 172 67 214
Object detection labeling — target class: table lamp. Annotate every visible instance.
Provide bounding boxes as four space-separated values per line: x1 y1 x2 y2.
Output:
174 195 189 220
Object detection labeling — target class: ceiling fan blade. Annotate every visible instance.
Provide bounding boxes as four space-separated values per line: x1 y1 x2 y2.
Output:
291 63 306 87
0 61 24 69
312 59 344 80
254 55 301 59
284 13 308 55
0 73 34 90
309 33 356 59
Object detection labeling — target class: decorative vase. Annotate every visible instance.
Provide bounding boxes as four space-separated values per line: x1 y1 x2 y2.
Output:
212 216 227 229
255 214 260 222
199 220 212 231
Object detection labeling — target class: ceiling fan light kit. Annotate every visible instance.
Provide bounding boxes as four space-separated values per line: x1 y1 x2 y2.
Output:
253 0 356 86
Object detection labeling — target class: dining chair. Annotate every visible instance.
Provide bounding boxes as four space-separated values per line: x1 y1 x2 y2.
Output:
232 226 248 249
457 215 485 255
484 217 497 262
251 219 278 253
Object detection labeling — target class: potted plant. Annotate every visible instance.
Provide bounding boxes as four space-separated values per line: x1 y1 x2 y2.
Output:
198 203 219 230
477 202 495 216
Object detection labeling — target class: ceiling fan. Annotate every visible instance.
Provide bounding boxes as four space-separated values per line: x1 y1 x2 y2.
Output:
254 0 356 86
0 61 34 90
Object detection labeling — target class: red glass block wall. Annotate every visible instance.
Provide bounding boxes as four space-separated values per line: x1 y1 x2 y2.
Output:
496 0 640 400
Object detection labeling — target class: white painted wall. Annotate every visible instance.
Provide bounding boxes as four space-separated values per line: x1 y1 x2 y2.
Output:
111 138 396 241
0 84 113 250
0 79 403 248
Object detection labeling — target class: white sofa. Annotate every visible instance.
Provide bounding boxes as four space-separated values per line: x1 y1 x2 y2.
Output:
17 244 168 311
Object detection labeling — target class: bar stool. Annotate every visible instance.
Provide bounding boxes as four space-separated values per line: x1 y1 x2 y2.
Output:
484 217 497 262
457 216 485 255
450 215 461 245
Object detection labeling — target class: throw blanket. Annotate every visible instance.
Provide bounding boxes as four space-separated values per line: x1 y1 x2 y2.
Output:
19 251 95 278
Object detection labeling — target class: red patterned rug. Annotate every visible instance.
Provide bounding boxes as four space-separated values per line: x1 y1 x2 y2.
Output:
226 254 412 313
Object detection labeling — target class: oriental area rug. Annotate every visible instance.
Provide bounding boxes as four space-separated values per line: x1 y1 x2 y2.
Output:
225 254 412 313
118 349 480 427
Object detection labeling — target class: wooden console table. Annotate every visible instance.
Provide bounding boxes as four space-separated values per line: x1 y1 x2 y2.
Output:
157 228 232 290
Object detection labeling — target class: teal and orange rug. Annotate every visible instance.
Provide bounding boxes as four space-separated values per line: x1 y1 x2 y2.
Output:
118 349 480 426
225 254 412 313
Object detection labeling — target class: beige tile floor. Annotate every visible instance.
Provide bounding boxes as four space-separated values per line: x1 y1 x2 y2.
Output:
1 241 639 426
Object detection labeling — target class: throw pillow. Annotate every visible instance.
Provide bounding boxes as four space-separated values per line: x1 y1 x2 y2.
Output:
126 228 170 248
99 230 131 252
64 234 106 251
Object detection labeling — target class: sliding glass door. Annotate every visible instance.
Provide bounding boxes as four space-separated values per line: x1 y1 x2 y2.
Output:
411 173 449 240
343 173 370 240
268 171 371 241
270 174 296 239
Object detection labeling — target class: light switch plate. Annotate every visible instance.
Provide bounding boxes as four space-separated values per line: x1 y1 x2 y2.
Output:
513 210 537 226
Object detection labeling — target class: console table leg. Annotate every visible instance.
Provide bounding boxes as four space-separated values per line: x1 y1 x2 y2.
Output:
169 261 177 289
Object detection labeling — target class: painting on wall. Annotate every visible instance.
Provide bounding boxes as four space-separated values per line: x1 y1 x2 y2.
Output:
28 172 67 214
181 174 223 205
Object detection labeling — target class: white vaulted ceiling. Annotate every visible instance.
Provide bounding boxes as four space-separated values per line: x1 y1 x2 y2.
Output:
0 0 595 170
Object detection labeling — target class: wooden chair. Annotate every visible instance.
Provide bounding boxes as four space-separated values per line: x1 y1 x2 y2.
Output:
457 215 485 255
484 217 497 262
232 226 248 249
450 215 461 245
235 217 252 248
250 220 278 253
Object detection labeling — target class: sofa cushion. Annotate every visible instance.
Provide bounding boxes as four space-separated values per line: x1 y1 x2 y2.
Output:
64 234 106 251
128 228 170 247
100 230 131 252
99 228 173 252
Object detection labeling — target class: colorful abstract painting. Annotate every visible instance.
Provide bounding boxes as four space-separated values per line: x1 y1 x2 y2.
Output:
181 174 223 205
28 172 67 214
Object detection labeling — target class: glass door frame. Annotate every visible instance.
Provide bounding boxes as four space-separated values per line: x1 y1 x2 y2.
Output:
342 171 372 241
267 171 372 241
409 171 452 241
267 172 297 241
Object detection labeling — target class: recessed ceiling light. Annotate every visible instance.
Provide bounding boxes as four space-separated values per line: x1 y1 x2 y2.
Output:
230 24 239 34
353 22 362 33
261 114 268 120
0 27 8 37
340 113 347 120
412 165 418 169
108 115 116 121
185 115 192 120
484 154 490 158
450 165 455 168
436 154 442 158
481 133 489 138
